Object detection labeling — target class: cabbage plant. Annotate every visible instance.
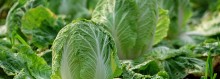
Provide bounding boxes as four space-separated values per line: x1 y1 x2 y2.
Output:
92 0 170 59
51 20 121 79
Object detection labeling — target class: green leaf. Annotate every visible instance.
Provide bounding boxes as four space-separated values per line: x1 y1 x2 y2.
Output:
147 46 205 79
131 60 160 75
92 0 159 59
5 0 60 49
6 0 47 33
194 42 220 55
51 20 121 79
121 60 168 79
21 6 56 29
153 8 170 45
13 69 27 79
0 45 51 79
21 6 60 48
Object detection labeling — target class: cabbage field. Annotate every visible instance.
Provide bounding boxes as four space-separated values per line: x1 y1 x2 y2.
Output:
0 0 220 79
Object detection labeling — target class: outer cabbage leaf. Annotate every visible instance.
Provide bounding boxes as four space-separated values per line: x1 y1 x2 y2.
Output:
146 46 205 79
92 0 159 59
131 60 160 76
51 20 121 79
6 0 63 49
121 60 169 79
0 45 51 79
21 6 62 48
154 8 170 45
194 42 220 55
6 0 47 34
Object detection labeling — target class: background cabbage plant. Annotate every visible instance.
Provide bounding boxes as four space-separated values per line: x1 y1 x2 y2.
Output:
92 0 170 59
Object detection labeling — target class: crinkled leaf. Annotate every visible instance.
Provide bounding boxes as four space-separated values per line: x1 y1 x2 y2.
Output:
6 0 63 49
194 42 220 55
51 20 121 79
154 8 170 45
121 60 168 79
131 60 160 76
147 46 205 79
21 6 61 48
0 45 51 79
6 0 47 33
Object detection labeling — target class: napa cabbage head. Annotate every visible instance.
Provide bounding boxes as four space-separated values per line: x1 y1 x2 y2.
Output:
51 20 121 79
92 0 170 59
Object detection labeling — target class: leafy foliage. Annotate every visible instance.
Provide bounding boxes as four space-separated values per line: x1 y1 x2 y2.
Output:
6 0 64 49
6 0 47 33
0 44 51 78
21 6 62 48
194 42 220 55
121 60 169 79
146 46 205 79
0 0 220 79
